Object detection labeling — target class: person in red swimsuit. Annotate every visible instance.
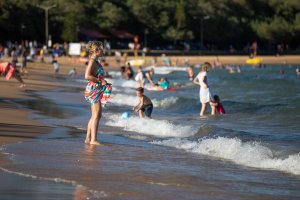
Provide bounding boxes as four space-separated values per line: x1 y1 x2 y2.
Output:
0 62 25 87
210 95 225 115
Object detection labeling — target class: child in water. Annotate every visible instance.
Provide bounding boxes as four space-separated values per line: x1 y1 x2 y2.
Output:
133 87 153 118
186 65 194 81
210 95 225 115
158 77 169 89
135 66 145 87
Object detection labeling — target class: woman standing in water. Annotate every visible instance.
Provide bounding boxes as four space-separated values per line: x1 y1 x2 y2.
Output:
193 62 213 116
84 41 112 145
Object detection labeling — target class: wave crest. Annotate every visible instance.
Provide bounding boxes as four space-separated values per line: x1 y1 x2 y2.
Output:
152 137 300 175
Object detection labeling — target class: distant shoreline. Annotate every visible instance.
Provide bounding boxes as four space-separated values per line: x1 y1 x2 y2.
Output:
101 55 300 67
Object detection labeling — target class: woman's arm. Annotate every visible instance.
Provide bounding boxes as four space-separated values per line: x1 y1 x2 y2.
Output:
193 74 199 85
85 59 99 83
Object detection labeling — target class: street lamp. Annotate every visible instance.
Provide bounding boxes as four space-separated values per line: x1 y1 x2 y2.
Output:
37 4 56 47
144 29 149 48
201 15 210 49
20 23 26 39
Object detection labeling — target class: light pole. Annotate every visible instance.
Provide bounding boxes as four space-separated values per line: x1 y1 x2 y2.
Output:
37 4 56 47
144 29 149 48
20 23 26 40
200 15 210 49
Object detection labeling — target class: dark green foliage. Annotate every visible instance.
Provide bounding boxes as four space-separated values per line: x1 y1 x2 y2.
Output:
0 0 299 48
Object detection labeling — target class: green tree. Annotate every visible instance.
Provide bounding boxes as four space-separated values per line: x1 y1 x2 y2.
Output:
96 2 127 29
60 1 85 42
164 0 194 43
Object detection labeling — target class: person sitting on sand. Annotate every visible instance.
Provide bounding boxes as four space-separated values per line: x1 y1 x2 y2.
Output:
210 95 225 115
0 62 25 87
133 87 153 118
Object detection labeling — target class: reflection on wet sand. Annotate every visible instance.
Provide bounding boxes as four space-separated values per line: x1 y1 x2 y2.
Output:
73 185 92 200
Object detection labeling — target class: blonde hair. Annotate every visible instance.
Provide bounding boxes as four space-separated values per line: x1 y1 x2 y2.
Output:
87 41 104 55
202 62 212 72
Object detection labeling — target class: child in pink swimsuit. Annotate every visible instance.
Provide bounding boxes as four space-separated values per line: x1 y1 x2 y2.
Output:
210 95 225 115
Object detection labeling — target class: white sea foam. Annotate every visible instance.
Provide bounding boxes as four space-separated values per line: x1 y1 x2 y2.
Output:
107 71 121 77
105 114 197 137
144 66 187 74
109 79 138 88
152 137 300 175
127 135 149 140
110 93 179 108
74 79 86 83
110 93 138 106
152 96 179 108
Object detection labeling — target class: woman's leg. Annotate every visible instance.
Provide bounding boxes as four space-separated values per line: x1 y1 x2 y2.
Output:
90 102 102 145
85 118 92 143
200 103 207 116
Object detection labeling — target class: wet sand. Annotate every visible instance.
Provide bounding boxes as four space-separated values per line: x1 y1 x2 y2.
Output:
0 60 80 199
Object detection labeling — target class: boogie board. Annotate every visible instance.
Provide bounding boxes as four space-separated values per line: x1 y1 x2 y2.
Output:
167 87 177 91
246 57 262 65
121 112 130 119
146 86 177 91
128 59 145 67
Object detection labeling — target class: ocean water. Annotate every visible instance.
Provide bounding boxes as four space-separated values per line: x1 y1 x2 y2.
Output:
1 64 300 199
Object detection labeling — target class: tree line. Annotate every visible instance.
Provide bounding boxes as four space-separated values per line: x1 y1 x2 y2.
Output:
1 0 300 50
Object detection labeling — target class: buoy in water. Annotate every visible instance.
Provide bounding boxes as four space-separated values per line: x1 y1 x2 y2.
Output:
121 112 130 119
246 57 262 65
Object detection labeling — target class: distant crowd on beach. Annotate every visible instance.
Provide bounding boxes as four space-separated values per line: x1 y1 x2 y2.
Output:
0 40 80 86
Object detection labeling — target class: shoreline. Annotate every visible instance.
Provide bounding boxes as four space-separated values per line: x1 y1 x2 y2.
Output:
0 56 299 199
85 55 300 67
1 53 299 147
0 60 87 199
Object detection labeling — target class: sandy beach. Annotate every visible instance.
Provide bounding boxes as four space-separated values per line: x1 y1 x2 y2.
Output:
0 55 300 199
